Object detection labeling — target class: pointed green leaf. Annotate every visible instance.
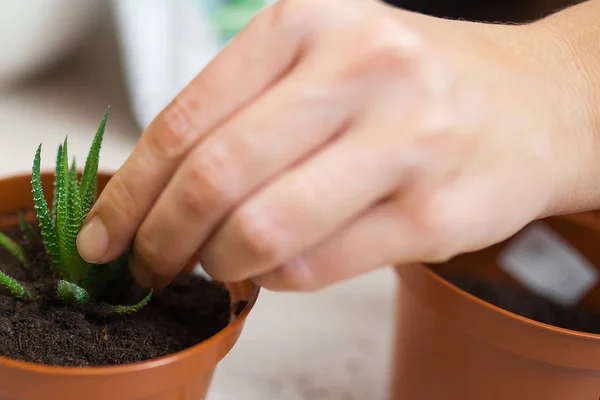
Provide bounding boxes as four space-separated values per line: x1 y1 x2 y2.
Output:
56 138 70 276
51 144 63 226
70 156 77 180
0 232 26 265
110 290 152 315
59 140 88 284
80 106 109 216
65 160 84 258
32 144 64 274
17 211 36 246
0 270 33 300
57 280 89 305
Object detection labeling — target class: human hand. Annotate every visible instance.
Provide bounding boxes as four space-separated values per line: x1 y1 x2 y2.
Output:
76 0 596 291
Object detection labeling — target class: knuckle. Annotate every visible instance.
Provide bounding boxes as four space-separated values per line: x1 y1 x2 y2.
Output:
411 201 460 263
413 111 474 157
231 208 283 262
416 206 454 237
271 0 324 29
279 260 319 292
289 171 321 206
199 258 227 282
145 93 201 161
246 2 277 28
178 144 236 217
238 0 312 48
256 261 319 292
424 243 458 264
340 18 425 82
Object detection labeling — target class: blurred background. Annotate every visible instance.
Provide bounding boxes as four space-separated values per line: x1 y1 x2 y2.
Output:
0 0 579 399
0 2 394 399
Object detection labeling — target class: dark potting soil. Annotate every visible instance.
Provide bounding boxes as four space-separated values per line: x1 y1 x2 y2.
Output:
0 226 231 367
442 274 600 334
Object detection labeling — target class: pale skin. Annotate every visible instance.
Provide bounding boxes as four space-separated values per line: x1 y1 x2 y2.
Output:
76 0 600 291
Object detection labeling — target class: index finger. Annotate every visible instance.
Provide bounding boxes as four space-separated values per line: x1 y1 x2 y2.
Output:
76 5 305 264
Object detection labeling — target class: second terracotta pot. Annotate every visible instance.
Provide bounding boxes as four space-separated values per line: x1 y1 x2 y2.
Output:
0 172 259 400
390 213 600 399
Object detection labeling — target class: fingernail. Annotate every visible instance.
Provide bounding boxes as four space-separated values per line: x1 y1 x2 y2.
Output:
77 217 109 263
129 257 155 288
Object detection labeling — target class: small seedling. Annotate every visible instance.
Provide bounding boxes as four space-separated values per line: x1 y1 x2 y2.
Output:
0 107 151 314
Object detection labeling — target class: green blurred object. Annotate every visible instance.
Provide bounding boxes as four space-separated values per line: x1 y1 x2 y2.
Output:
212 0 269 41
228 0 266 5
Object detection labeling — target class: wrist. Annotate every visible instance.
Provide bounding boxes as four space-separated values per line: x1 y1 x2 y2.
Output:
524 9 600 217
474 18 598 219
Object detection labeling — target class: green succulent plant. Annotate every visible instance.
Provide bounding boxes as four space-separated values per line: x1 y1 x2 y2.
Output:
0 106 151 314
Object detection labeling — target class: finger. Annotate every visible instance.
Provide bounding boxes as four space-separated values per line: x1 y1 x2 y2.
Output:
198 124 403 283
76 5 305 264
129 67 355 288
252 199 426 291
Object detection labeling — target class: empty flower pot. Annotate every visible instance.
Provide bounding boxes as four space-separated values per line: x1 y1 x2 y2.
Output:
390 213 600 399
0 172 259 400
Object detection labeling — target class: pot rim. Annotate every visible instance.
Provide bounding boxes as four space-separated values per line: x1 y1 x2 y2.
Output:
398 258 600 370
0 171 261 375
0 284 260 375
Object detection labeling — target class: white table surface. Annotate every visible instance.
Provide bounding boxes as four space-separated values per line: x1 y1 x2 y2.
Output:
0 15 397 400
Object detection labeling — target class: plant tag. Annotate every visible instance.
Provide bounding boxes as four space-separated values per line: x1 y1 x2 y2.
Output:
498 222 598 307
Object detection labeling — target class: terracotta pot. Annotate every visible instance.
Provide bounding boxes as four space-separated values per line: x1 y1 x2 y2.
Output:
0 172 259 400
390 214 600 399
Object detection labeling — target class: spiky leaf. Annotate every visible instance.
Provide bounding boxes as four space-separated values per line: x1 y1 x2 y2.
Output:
80 106 109 216
67 158 82 237
17 211 36 246
57 280 89 305
0 232 26 265
110 290 152 315
0 270 33 300
51 144 63 227
70 157 77 178
58 141 88 284
32 144 63 274
55 138 71 276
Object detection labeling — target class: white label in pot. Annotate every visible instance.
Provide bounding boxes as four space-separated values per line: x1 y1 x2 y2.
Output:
498 222 598 307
